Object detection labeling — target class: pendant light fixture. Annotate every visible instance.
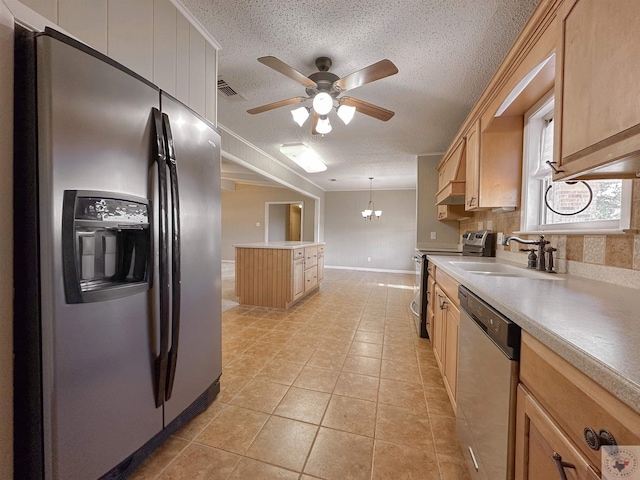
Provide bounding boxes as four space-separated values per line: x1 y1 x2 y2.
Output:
362 177 382 221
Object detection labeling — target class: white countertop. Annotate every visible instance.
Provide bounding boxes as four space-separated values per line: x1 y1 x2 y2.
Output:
427 255 640 413
234 241 324 250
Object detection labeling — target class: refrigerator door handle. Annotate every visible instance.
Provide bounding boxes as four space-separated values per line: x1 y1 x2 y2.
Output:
162 112 181 401
152 107 170 408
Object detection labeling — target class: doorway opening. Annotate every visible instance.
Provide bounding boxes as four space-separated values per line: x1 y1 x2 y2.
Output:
265 202 303 242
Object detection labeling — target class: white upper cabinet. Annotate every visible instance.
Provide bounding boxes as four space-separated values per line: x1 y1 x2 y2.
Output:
153 0 177 96
58 0 107 54
107 0 154 81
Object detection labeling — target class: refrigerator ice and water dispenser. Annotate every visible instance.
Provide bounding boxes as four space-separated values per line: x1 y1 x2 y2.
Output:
62 190 151 303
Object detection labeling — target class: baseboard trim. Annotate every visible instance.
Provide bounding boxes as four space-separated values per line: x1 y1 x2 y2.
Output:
325 265 413 274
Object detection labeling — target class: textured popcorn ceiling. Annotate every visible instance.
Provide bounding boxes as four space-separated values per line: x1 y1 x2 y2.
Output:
182 0 540 191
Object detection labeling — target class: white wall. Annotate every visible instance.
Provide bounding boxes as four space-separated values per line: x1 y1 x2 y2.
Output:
222 184 316 261
0 3 13 478
324 189 416 272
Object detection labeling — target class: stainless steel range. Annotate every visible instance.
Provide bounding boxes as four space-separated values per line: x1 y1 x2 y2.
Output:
411 231 496 338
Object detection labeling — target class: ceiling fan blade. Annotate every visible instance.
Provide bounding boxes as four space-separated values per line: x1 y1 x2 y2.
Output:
333 59 398 92
247 96 307 115
341 97 395 121
311 111 320 135
258 56 317 88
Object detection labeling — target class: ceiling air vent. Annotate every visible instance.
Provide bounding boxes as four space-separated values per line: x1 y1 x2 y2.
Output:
217 77 247 103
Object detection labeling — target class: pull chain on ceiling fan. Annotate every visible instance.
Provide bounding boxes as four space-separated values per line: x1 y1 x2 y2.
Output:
247 56 398 135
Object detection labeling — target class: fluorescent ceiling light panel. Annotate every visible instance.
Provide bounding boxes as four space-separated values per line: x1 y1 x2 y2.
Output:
279 143 327 173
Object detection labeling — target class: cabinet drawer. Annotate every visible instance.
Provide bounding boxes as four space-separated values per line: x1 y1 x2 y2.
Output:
304 266 318 291
293 248 305 260
434 269 459 307
520 332 640 468
305 246 318 267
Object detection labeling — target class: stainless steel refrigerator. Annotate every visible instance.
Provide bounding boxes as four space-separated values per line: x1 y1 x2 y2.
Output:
14 27 222 479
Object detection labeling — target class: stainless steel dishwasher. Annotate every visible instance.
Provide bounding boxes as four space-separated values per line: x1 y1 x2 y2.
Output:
456 286 521 480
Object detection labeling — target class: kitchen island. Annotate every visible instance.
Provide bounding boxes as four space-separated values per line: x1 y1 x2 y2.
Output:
234 241 325 309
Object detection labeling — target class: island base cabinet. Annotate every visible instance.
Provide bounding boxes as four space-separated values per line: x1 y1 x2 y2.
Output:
235 244 324 309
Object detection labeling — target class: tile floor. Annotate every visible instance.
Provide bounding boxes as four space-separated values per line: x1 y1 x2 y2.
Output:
130 269 471 480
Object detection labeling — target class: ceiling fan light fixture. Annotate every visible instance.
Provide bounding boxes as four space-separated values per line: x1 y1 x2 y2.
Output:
312 92 333 115
279 143 327 173
337 104 356 125
316 116 332 135
291 106 310 126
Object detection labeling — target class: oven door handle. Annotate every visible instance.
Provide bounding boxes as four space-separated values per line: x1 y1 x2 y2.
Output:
410 301 420 317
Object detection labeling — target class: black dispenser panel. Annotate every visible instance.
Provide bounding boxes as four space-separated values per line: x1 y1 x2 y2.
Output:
62 190 152 303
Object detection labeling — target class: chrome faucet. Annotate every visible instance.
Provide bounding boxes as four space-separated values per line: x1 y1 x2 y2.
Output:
503 235 551 271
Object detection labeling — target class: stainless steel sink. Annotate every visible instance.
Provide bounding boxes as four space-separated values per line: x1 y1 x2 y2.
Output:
449 261 564 280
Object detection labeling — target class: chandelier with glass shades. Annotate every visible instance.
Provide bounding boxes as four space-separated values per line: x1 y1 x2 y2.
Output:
362 177 382 221
247 56 398 135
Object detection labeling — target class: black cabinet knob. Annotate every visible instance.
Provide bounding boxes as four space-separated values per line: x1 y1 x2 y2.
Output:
583 427 617 451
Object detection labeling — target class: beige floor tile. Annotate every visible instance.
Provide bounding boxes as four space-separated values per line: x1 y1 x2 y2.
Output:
156 443 240 480
304 427 374 480
333 372 380 402
438 453 473 480
372 440 440 480
242 341 284 359
353 330 384 344
306 349 347 371
195 405 269 454
357 321 386 334
375 403 434 450
229 378 289 413
245 416 318 472
227 457 300 480
275 344 314 364
255 358 304 385
293 365 340 393
380 359 422 385
322 395 377 437
316 337 352 354
274 386 331 425
382 344 418 364
348 341 384 358
129 436 189 480
215 372 252 404
425 385 455 417
430 414 465 457
378 378 427 411
342 355 381 377
174 399 227 440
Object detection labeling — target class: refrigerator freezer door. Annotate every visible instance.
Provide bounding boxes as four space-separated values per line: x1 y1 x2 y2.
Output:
160 93 222 424
36 35 163 479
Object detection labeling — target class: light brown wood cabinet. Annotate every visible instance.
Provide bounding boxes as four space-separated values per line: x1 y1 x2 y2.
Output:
515 332 640 479
317 245 325 282
516 385 599 480
235 243 324 309
465 116 523 211
431 270 460 410
553 0 640 181
436 138 466 205
437 204 468 221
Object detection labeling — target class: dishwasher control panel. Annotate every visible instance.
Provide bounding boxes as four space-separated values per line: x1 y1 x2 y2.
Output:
458 286 521 359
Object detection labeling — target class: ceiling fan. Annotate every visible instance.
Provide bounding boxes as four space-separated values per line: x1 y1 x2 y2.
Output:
247 56 398 134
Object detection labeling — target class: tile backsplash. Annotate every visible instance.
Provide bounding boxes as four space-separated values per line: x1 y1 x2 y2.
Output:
458 179 640 272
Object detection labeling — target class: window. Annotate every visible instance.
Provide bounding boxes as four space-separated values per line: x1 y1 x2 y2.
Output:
521 92 631 233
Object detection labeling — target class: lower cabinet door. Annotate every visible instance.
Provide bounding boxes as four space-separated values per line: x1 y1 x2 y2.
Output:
515 385 600 480
304 265 318 292
293 259 305 300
